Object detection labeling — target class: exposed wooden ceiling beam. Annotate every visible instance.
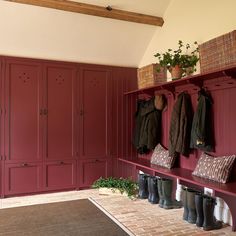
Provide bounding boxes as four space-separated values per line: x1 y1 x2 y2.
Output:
5 0 164 26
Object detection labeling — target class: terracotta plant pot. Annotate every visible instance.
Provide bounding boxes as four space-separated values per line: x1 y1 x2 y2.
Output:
169 65 183 80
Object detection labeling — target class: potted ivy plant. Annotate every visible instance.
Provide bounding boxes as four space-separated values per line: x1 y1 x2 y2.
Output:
154 40 199 80
92 177 138 198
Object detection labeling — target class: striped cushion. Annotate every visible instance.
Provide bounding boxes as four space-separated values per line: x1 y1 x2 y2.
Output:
192 153 236 183
150 144 175 169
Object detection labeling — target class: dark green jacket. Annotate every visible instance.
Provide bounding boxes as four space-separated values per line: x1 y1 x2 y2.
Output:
169 92 192 157
190 89 213 151
133 98 162 154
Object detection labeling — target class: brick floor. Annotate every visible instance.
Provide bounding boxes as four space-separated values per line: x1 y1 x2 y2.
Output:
1 189 235 236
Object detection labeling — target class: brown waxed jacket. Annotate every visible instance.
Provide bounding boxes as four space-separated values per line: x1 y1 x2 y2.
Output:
168 92 192 157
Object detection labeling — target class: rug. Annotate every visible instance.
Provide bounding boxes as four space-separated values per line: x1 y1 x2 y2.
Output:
0 198 131 236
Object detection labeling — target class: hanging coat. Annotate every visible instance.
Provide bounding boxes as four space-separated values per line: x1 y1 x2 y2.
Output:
169 92 192 157
190 89 214 151
133 97 162 154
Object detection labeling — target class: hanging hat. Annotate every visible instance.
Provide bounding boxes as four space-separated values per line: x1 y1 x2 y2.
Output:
154 94 167 111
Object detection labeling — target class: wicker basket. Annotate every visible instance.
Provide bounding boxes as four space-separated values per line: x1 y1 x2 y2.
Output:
199 30 236 73
137 64 167 89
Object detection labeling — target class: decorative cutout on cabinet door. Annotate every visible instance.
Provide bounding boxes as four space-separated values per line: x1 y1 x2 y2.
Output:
90 77 99 87
18 72 30 84
56 75 65 85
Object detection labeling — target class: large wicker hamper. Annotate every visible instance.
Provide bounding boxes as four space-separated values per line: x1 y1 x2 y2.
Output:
199 30 236 73
137 64 167 89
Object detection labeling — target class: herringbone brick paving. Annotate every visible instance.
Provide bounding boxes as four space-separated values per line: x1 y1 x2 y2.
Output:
1 189 235 235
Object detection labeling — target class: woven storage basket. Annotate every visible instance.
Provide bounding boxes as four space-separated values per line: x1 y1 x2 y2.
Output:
199 30 236 73
137 64 167 89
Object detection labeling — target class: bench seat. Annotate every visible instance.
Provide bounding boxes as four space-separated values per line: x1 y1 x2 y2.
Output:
118 157 236 231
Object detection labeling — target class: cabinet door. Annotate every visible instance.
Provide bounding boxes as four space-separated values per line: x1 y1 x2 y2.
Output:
44 64 76 160
4 162 42 195
5 59 43 162
78 159 111 188
43 160 76 191
79 67 112 160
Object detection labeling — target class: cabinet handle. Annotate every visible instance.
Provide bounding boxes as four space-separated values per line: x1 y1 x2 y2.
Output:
21 163 28 167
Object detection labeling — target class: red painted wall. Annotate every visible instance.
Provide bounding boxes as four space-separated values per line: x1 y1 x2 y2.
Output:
119 75 236 182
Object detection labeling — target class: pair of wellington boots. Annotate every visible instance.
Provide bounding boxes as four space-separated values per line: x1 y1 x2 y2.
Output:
157 178 182 209
196 193 222 231
182 188 222 231
138 174 159 204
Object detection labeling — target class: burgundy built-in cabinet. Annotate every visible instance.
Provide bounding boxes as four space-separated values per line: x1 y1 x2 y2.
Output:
0 56 137 197
77 66 112 188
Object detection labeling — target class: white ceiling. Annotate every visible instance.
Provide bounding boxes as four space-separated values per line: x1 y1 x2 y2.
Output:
73 0 171 16
0 0 171 67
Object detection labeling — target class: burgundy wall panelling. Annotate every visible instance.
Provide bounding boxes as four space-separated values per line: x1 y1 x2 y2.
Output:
111 67 138 180
0 57 3 197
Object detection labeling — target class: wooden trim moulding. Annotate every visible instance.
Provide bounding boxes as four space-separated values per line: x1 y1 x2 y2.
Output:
5 0 164 26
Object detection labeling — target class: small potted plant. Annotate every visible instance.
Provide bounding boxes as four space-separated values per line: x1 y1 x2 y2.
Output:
92 177 138 198
154 40 199 80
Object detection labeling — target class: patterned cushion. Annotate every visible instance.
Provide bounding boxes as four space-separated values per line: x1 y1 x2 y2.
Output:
150 144 175 169
192 153 236 183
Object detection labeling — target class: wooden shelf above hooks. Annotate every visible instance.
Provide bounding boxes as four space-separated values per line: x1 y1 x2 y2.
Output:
124 65 236 96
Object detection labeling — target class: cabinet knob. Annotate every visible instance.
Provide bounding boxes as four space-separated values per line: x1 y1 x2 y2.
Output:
60 161 64 165
21 163 28 167
80 110 83 116
43 109 48 115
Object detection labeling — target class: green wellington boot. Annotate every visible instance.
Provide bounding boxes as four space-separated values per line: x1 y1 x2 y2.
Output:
157 178 164 208
203 196 222 231
182 187 189 221
162 178 182 209
187 189 197 224
195 192 204 227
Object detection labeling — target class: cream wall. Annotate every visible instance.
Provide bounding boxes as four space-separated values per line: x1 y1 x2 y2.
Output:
140 0 236 71
0 1 161 67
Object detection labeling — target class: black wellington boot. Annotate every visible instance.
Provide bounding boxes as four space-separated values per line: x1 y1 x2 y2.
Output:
195 192 204 227
182 187 189 221
148 176 159 204
162 179 182 209
157 178 164 208
138 173 149 199
187 189 197 224
203 196 223 231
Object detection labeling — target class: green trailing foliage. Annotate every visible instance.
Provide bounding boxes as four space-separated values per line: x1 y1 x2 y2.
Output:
154 40 199 76
92 177 138 198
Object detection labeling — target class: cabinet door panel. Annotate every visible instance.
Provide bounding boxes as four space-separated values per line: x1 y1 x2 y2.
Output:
79 67 111 159
78 159 111 188
5 60 43 162
44 160 76 190
5 162 42 195
45 65 76 160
